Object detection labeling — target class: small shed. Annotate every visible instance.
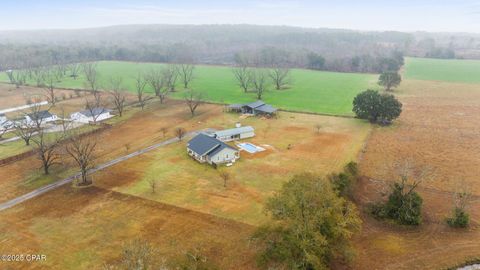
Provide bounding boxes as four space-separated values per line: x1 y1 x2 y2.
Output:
213 126 255 142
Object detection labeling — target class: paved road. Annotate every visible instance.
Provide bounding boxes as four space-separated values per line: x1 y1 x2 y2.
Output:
0 101 49 114
0 131 198 211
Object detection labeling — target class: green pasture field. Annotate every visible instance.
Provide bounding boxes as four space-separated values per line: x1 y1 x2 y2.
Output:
404 57 480 83
0 61 378 116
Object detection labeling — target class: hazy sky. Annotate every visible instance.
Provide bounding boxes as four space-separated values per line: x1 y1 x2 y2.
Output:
1 0 480 32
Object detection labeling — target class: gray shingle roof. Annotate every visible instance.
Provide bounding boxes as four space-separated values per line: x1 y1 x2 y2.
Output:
214 126 254 138
187 133 236 157
28 110 53 120
79 108 110 117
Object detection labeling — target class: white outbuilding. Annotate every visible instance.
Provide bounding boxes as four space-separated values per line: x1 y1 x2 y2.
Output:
70 108 112 123
213 125 255 142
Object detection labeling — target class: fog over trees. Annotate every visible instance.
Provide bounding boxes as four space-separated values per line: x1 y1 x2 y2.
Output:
1 25 479 73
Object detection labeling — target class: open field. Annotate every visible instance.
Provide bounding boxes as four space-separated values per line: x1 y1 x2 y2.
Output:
0 61 378 115
93 110 370 225
0 186 257 270
404 57 480 83
4 70 480 268
0 96 370 269
354 78 480 269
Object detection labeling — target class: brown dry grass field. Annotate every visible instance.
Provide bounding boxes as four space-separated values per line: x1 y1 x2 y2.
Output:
0 88 370 269
354 79 480 269
2 77 480 269
0 186 257 269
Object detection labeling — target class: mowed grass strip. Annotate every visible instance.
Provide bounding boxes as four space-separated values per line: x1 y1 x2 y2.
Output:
404 57 480 83
0 61 377 115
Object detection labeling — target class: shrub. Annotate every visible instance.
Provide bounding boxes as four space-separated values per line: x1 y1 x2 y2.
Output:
345 161 358 176
329 162 358 197
370 182 423 226
447 208 470 228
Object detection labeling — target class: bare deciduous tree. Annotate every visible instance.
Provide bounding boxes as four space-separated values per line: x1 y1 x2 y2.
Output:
251 70 268 100
146 69 169 104
32 129 62 175
184 89 203 117
163 65 179 92
269 67 291 90
453 181 472 212
134 73 147 110
43 71 57 105
14 122 36 146
33 67 46 87
109 76 126 117
14 102 46 146
82 62 101 103
84 97 105 125
219 171 230 188
175 127 186 141
179 64 195 89
0 123 10 140
65 133 97 185
148 178 157 194
232 65 251 93
69 63 81 79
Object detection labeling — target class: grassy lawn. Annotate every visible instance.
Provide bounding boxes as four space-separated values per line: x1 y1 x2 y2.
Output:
95 111 371 225
0 61 378 116
404 57 480 83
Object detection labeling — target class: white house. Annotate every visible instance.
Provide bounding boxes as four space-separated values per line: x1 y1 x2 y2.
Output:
25 110 58 125
0 114 12 129
213 125 255 142
71 108 112 123
187 133 240 166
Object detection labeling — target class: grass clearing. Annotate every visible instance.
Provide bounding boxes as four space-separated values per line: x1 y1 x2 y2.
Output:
0 61 378 115
94 110 370 225
404 57 480 83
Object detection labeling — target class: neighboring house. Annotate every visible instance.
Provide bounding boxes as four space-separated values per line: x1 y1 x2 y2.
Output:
70 108 112 123
213 125 255 142
25 110 58 125
187 133 240 166
0 114 12 129
227 100 277 116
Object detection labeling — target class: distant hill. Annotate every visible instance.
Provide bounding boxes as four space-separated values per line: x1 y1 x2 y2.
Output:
1 24 479 72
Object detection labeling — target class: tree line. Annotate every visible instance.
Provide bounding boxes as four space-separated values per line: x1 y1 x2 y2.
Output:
2 24 471 74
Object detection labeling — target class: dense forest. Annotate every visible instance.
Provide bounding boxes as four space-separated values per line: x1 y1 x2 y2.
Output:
1 24 479 73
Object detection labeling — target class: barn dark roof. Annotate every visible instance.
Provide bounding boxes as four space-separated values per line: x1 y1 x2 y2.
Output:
28 110 53 120
187 133 236 157
243 100 266 109
255 104 277 114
